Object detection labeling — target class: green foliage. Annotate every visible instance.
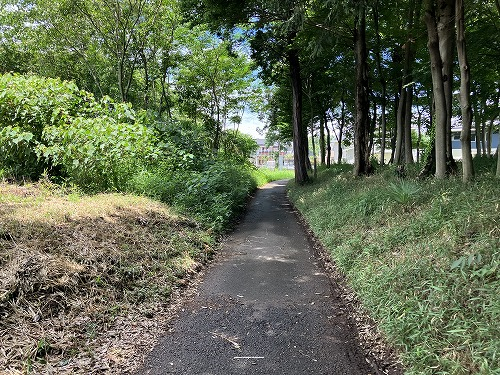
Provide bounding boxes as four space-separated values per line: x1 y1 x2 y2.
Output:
0 73 270 233
288 165 500 374
387 180 422 207
219 130 259 163
0 126 42 179
39 117 155 191
0 73 155 190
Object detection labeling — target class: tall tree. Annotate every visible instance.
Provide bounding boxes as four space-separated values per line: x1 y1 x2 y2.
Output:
182 0 310 183
176 26 255 151
353 0 372 176
424 0 454 179
455 0 474 182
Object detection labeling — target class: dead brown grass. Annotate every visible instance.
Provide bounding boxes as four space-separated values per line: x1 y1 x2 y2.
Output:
0 181 214 374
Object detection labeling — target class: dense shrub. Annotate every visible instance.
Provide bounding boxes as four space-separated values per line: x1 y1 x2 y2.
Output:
130 160 257 232
39 117 155 191
0 73 274 232
0 73 154 188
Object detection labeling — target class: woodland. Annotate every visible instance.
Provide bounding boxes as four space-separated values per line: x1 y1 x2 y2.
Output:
1 0 499 186
0 0 499 374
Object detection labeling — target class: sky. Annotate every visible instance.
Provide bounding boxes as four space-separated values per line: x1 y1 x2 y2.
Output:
237 110 265 139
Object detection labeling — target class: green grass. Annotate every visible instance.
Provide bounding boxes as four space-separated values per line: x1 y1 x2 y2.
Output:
251 167 295 186
288 162 499 375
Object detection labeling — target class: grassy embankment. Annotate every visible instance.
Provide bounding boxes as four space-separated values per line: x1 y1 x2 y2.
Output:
288 159 499 375
0 168 293 374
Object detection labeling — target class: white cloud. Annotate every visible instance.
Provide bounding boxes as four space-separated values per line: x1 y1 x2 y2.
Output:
238 111 265 138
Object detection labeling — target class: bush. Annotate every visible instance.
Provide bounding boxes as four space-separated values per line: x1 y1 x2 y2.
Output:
39 117 155 191
0 73 155 189
130 160 257 232
0 126 44 179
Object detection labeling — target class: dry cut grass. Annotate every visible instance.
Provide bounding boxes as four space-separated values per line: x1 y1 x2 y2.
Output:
0 181 214 374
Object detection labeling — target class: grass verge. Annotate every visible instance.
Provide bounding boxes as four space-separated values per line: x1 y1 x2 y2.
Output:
251 167 295 186
288 162 499 375
0 181 214 374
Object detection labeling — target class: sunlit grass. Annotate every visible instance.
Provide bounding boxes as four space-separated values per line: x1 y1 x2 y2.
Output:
288 163 500 374
251 167 295 186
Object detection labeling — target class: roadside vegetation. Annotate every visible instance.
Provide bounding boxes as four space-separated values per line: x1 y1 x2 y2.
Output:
288 161 499 375
0 73 293 373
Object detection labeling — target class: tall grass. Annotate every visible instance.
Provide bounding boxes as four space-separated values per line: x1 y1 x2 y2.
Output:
288 162 499 374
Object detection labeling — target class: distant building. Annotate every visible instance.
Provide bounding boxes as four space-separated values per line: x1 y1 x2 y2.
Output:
331 128 499 164
451 128 499 159
251 139 294 169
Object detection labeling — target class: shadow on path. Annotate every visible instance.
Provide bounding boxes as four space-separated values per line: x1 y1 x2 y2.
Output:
138 180 375 375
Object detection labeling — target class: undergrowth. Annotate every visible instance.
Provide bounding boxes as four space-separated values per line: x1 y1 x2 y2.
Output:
288 161 499 375
0 168 292 373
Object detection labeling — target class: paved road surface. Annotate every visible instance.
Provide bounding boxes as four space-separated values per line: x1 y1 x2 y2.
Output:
138 180 375 374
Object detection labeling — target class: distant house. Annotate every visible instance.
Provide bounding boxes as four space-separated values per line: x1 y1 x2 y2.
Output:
251 139 294 168
331 128 499 164
451 128 499 159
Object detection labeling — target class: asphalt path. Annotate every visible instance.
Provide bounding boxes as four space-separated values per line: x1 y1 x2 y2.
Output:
138 180 376 375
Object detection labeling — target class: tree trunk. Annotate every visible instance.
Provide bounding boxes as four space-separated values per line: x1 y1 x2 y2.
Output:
288 48 309 184
311 120 318 179
416 106 422 163
404 85 414 164
319 116 326 166
486 119 494 156
373 0 387 165
338 97 346 164
496 143 500 177
353 0 372 176
380 84 387 165
481 120 487 156
325 113 331 168
396 0 419 166
424 0 448 179
395 85 406 164
456 0 474 182
473 98 482 156
437 0 456 169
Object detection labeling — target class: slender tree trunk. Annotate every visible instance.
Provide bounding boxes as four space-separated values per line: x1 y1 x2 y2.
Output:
496 143 500 177
473 99 482 156
424 0 448 178
325 113 331 168
395 87 406 164
437 0 456 169
396 0 419 165
369 102 377 159
380 84 388 165
311 121 317 179
338 98 346 164
319 116 326 166
353 0 372 176
486 119 495 156
389 97 398 164
373 0 387 165
288 48 309 184
481 120 487 156
404 85 414 163
456 0 474 182
416 105 422 163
